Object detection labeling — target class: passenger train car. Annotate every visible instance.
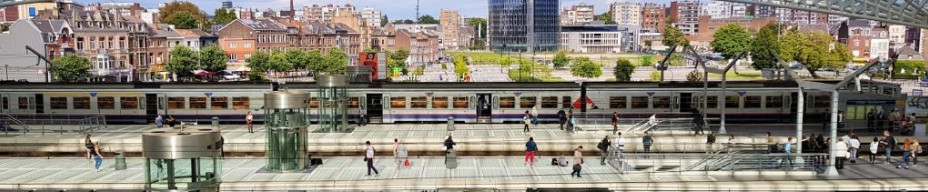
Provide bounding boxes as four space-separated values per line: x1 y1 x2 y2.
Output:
0 80 905 124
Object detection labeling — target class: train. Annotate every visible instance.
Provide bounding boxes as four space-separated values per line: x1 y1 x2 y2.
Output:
0 80 906 124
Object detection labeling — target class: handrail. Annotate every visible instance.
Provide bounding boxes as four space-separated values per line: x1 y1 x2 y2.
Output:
1 114 29 134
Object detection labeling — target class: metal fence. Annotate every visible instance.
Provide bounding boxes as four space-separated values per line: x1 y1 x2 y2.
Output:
3 114 107 135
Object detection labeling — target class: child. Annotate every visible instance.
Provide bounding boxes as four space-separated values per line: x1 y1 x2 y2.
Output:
870 137 880 164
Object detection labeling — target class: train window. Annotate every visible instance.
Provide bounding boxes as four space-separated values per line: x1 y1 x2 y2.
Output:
453 97 469 109
541 97 558 108
348 97 360 108
882 87 894 95
766 96 783 108
211 97 228 109
652 96 671 108
432 97 449 109
631 97 648 109
189 97 207 109
562 96 572 109
120 97 139 109
50 97 68 109
499 97 516 108
519 97 536 108
73 97 91 109
18 97 28 109
725 96 740 108
744 96 762 108
411 97 427 108
390 97 406 108
98 97 115 109
233 97 250 110
813 96 830 108
309 98 318 108
1 97 6 110
609 96 627 109
168 97 185 109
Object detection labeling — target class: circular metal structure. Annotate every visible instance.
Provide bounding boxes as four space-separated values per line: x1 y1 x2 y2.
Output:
265 91 309 109
142 127 222 159
317 74 349 87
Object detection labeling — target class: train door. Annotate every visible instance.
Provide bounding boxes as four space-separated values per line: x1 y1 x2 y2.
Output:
476 93 492 123
382 94 391 123
144 93 164 123
367 94 383 123
0 93 8 115
680 93 693 112
34 94 44 114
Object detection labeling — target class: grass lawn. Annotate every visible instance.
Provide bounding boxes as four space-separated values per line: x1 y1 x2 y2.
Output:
707 70 763 80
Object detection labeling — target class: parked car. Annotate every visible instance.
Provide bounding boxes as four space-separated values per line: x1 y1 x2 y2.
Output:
217 71 241 80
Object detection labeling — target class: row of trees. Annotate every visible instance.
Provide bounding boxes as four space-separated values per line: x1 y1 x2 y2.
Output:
711 23 851 78
166 45 228 80
245 48 348 81
159 2 237 30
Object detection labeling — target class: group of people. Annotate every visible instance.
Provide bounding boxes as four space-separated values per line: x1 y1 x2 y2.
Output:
523 107 540 133
555 108 578 133
866 109 916 135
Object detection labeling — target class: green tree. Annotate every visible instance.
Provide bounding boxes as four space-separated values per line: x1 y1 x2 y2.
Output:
781 31 851 78
199 44 227 72
323 48 348 74
381 15 389 27
640 55 654 66
467 18 488 39
553 52 570 69
454 55 469 78
245 51 271 81
391 49 410 61
750 22 782 70
159 1 205 27
597 12 616 24
166 46 199 80
285 49 311 70
648 71 661 81
51 54 91 82
570 57 603 79
417 15 438 24
500 56 513 72
711 23 752 60
613 59 635 81
212 8 236 25
268 51 292 74
663 24 688 48
163 11 200 29
306 50 325 72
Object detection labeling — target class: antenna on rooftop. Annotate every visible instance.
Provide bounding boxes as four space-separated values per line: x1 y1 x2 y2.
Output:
416 0 420 20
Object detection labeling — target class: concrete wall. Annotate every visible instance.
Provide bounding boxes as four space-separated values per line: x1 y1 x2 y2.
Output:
0 20 48 82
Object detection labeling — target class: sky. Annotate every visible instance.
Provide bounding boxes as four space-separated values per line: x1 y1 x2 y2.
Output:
133 0 674 20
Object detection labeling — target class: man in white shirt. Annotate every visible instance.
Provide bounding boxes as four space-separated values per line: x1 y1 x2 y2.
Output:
365 141 379 176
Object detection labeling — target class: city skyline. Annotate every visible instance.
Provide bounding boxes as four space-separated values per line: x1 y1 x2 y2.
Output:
136 0 675 20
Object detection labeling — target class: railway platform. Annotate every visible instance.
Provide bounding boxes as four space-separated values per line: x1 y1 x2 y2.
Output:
1 123 921 155
0 155 925 191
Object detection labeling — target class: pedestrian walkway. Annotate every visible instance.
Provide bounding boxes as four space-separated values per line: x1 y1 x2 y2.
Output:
0 156 925 191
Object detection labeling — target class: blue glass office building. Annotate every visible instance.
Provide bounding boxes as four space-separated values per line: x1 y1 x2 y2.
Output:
489 0 559 52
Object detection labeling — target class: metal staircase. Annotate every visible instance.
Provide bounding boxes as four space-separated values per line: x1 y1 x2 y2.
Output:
0 114 29 134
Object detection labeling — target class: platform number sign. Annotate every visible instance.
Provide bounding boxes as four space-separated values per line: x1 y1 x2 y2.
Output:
737 91 747 96
89 92 97 97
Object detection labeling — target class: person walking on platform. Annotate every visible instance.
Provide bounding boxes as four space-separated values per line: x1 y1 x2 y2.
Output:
571 146 583 178
877 109 886 131
849 135 860 163
245 111 254 133
897 138 912 169
557 108 567 130
85 135 104 171
881 131 896 163
778 137 794 168
531 106 539 128
393 138 400 167
911 139 921 167
692 109 704 135
396 139 409 169
358 105 366 127
523 111 531 133
525 137 538 166
611 112 620 135
155 114 164 128
867 110 876 132
364 141 379 176
444 135 456 164
766 132 776 154
642 131 654 156
706 133 716 152
616 132 626 155
567 114 577 133
835 137 849 169
598 136 611 165
870 137 880 163
167 115 176 128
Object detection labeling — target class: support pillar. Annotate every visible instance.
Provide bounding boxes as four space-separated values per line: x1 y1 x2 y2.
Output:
823 90 840 177
795 88 805 165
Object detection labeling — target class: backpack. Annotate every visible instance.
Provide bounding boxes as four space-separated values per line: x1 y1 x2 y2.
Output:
597 141 608 151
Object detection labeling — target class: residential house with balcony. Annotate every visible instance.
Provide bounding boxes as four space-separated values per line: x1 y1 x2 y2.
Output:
64 10 151 82
217 19 288 72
